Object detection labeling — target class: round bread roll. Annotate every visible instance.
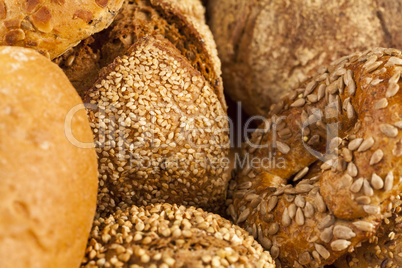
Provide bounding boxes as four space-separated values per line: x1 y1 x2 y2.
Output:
0 46 98 267
81 203 275 268
54 0 225 109
0 0 124 59
333 195 402 268
227 48 402 267
208 0 402 116
86 36 230 216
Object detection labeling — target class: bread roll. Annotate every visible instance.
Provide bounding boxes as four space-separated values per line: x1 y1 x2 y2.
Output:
227 48 402 267
81 203 275 267
0 46 98 268
208 0 402 115
86 36 230 217
54 0 225 109
0 0 124 59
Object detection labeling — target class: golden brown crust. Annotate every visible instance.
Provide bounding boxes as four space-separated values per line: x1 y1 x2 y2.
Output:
86 36 230 216
227 48 402 267
81 203 275 268
0 0 124 59
0 46 98 268
54 0 225 110
208 0 402 116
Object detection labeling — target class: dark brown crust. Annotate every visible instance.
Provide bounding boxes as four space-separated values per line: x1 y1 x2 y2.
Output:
228 48 402 267
55 0 226 110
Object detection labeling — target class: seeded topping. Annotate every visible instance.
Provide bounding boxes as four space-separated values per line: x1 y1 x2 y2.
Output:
230 48 402 268
81 203 275 268
30 6 53 33
87 37 229 215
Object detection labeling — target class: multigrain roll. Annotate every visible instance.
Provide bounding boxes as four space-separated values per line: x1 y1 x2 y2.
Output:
227 48 402 267
86 36 230 216
0 47 98 268
0 0 124 59
208 0 402 116
54 0 225 109
81 203 275 268
333 195 402 268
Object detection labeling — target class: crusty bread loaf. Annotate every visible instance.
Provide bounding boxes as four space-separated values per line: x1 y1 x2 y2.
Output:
0 0 124 59
0 46 98 268
208 0 402 116
86 36 230 217
228 48 402 267
54 0 225 110
81 203 275 268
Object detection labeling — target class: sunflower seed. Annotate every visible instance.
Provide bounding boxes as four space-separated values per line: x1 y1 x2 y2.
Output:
307 94 318 103
315 244 330 260
227 204 236 219
238 181 253 190
295 195 306 208
342 148 353 162
347 162 358 177
384 171 394 192
316 193 327 213
270 245 280 259
346 102 355 120
245 193 260 202
304 81 318 96
350 178 364 193
267 223 280 235
270 102 283 114
278 128 292 139
363 179 374 196
251 223 257 238
380 124 398 138
260 236 272 250
295 184 315 193
291 98 306 107
318 215 335 230
317 84 326 101
295 208 305 226
358 137 375 152
282 208 291 227
304 202 315 218
250 197 261 208
320 226 334 243
370 149 384 165
371 78 383 86
331 240 351 251
394 121 402 129
373 98 388 110
344 70 356 96
356 196 371 205
333 226 356 239
386 83 399 98
289 204 297 218
267 196 278 212
299 252 312 265
363 205 380 215
276 141 290 154
353 221 375 232
293 167 309 182
365 60 383 72
312 251 321 263
371 173 384 190
348 138 363 151
385 56 402 67
327 80 339 94
237 208 250 223
389 71 401 84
